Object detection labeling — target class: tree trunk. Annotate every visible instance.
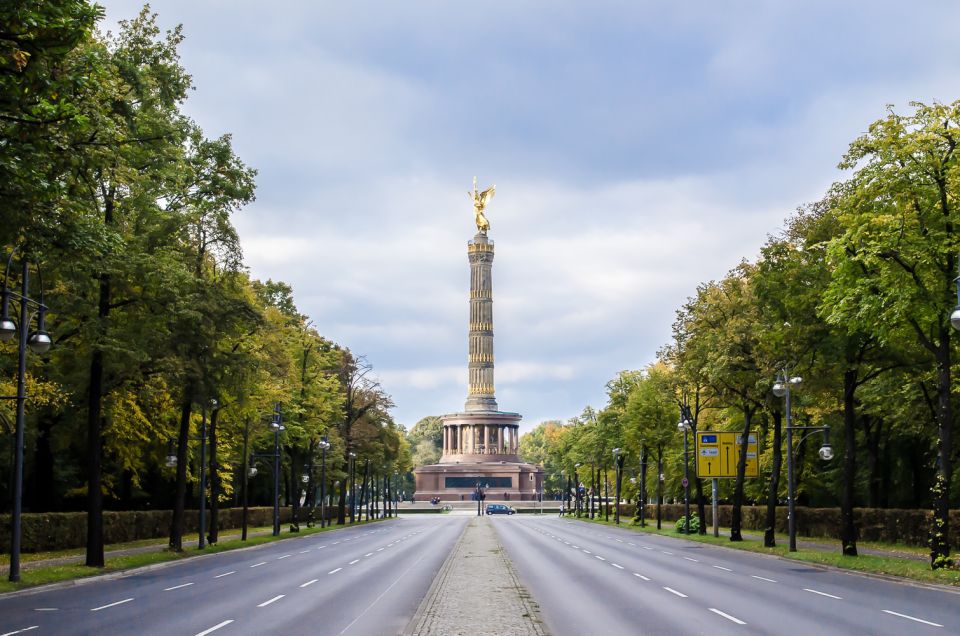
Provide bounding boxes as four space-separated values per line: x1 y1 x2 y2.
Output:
863 415 882 508
931 334 953 569
208 407 220 544
85 345 105 567
169 390 193 551
730 403 754 542
656 448 663 530
840 369 858 556
764 409 783 547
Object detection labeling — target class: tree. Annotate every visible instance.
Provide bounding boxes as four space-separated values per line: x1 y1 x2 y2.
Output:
823 101 960 568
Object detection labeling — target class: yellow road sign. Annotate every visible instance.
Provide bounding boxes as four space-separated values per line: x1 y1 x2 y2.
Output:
695 431 759 479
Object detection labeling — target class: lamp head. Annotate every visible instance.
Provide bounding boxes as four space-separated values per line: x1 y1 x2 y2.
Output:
165 453 177 468
302 473 310 483
248 466 258 477
612 447 621 457
772 379 786 398
27 330 51 354
819 444 834 461
951 305 960 331
0 290 14 342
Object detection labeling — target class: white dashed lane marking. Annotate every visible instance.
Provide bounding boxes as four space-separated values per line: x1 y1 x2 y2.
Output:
214 571 235 578
300 579 318 588
163 582 194 591
709 608 746 625
257 595 284 608
684 557 699 562
803 588 842 600
611 563 624 569
712 565 732 572
349 559 360 565
250 561 267 568
277 554 291 560
90 598 133 612
751 575 776 583
194 620 233 636
881 610 943 627
328 568 342 574
634 573 651 581
0 627 38 636
663 587 687 598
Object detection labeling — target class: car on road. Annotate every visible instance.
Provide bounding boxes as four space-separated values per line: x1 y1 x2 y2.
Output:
486 503 516 515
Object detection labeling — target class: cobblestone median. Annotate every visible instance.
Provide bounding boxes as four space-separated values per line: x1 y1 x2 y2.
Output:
405 517 546 636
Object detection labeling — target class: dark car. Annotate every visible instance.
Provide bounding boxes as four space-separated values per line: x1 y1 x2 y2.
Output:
486 503 516 515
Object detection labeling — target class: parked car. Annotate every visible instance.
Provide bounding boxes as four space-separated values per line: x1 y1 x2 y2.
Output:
486 503 516 515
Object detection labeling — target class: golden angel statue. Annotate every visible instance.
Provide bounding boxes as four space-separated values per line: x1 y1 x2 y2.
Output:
469 176 495 233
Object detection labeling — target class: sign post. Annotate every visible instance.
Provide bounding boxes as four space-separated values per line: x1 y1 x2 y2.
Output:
696 431 759 537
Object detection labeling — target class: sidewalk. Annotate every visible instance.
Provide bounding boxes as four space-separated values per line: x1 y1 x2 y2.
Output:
405 517 546 636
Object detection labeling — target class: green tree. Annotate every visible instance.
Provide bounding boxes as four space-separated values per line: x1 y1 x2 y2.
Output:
823 101 960 568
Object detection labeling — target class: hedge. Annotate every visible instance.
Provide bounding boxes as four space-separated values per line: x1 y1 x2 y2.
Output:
0 506 313 553
618 504 960 549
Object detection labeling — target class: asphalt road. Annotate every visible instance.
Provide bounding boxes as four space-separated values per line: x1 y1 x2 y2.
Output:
0 516 466 636
493 515 960 636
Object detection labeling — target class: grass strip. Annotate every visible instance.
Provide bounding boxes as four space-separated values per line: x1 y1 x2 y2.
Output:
0 518 390 594
579 516 960 587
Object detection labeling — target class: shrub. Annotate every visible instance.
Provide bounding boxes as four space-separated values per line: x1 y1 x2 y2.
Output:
675 514 700 533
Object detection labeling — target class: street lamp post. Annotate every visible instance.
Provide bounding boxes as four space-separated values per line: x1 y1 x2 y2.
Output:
773 373 833 551
574 463 582 518
348 451 357 523
270 403 284 536
318 436 330 528
197 398 216 549
639 447 647 527
612 448 624 524
1 249 52 582
677 415 692 534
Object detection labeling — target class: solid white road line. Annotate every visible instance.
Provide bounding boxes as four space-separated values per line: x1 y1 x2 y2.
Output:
663 587 687 598
300 579 318 588
712 565 732 572
164 582 195 591
329 568 342 574
250 561 267 568
709 608 746 625
751 575 776 583
633 573 651 581
882 610 943 627
277 554 291 560
91 598 134 611
258 595 285 607
611 563 624 569
214 571 235 578
195 620 234 636
0 627 38 636
803 588 842 600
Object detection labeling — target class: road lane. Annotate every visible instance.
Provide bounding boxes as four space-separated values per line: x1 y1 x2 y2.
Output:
0 516 467 636
493 516 960 635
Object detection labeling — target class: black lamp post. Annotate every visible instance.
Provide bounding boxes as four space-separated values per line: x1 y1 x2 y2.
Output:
573 462 582 517
612 448 624 525
348 451 357 523
639 447 647 527
677 414 692 534
197 398 216 549
318 436 330 527
773 373 832 551
270 403 284 535
2 249 51 582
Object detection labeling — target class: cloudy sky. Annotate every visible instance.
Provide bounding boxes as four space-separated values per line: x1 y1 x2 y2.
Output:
100 1 960 431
